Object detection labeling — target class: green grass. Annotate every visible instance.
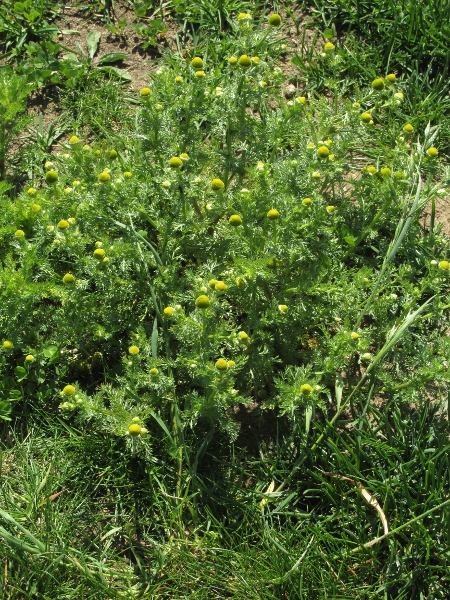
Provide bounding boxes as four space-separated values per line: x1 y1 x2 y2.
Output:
0 4 449 599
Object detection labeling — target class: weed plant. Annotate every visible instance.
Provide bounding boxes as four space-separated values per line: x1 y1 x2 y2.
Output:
0 8 449 600
297 0 450 152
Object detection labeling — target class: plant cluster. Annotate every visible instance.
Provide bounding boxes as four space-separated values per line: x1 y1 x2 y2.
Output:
0 7 449 599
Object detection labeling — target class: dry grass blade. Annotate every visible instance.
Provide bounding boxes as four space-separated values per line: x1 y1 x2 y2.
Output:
318 469 389 536
259 479 276 508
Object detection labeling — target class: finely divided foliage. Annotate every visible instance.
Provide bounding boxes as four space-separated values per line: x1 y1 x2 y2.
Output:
0 4 449 599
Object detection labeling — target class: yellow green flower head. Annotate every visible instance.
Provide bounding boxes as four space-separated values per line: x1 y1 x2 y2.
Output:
403 123 414 133
45 170 58 184
379 167 391 177
175 76 183 83
57 220 69 229
63 385 76 396
251 56 260 65
211 178 225 191
209 278 218 288
129 345 140 355
365 165 377 174
267 209 279 220
3 340 13 349
169 156 183 168
93 248 106 260
215 281 227 292
191 57 203 69
352 101 360 108
323 42 335 53
300 384 312 395
68 217 76 224
238 55 252 68
267 258 280 269
326 205 335 213
128 424 141 436
109 150 118 159
15 229 25 237
394 92 404 102
162 180 171 188
140 87 152 96
63 273 75 283
394 171 406 179
427 147 439 158
69 135 80 144
372 78 385 91
98 171 110 182
83 144 90 151
238 331 249 341
268 13 282 26
95 241 102 247
361 112 372 123
362 352 372 361
46 225 54 231
195 70 205 78
215 359 228 370
386 73 396 83
150 367 159 376
123 171 132 178
180 153 189 162
312 171 321 179
229 56 238 65
302 197 312 206
351 332 359 340
140 427 148 435
317 145 330 158
238 12 251 20
164 306 174 317
229 214 243 226
227 360 236 368
25 354 35 362
27 187 36 195
195 295 210 309
296 96 306 104
439 260 450 270
278 304 288 313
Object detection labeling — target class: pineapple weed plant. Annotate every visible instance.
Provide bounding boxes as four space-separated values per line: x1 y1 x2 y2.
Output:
1 10 450 600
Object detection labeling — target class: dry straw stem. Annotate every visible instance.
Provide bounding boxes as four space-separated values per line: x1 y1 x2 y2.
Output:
317 468 389 535
349 496 450 554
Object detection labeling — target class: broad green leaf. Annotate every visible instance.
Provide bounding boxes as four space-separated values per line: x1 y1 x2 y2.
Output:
86 30 101 59
97 52 127 65
97 66 131 81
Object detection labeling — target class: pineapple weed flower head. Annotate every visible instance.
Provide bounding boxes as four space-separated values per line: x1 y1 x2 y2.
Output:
268 13 281 26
